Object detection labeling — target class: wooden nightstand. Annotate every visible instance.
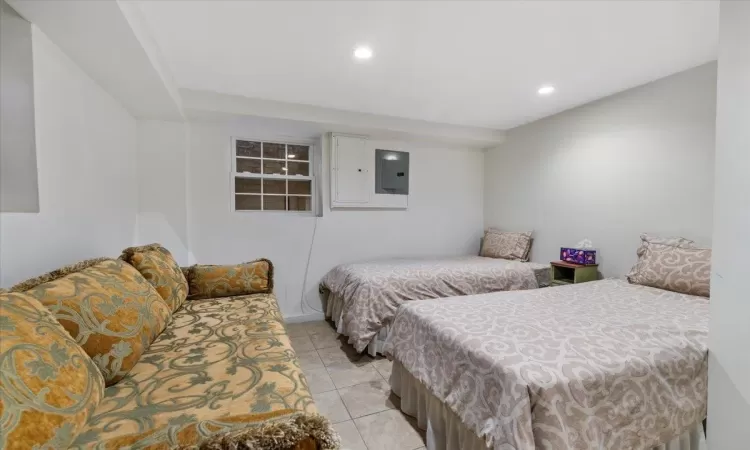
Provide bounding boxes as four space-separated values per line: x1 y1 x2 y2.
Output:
550 261 598 286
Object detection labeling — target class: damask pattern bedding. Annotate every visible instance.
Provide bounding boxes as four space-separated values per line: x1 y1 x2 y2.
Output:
383 279 709 450
320 256 546 353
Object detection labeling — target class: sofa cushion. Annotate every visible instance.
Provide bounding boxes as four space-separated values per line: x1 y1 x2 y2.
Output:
0 291 105 449
75 412 337 450
11 258 172 385
120 244 188 312
72 293 326 449
185 259 274 300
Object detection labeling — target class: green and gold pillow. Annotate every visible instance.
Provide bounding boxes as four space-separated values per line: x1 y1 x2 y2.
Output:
11 258 172 385
120 244 188 312
0 291 105 449
184 259 274 300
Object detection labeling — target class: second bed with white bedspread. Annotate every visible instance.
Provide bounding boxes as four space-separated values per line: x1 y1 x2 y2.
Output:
383 279 709 450
320 256 549 353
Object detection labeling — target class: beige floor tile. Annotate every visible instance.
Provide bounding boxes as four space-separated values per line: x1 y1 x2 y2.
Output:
296 350 325 371
354 409 425 450
303 320 336 335
285 322 310 338
309 328 343 350
372 359 393 380
332 420 368 450
317 345 373 368
326 362 382 389
302 367 335 394
313 390 350 423
289 334 315 353
338 378 397 418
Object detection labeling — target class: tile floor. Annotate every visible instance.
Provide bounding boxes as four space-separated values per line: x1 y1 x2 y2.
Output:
287 320 426 450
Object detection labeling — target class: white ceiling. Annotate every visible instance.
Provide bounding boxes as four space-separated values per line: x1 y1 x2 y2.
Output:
136 0 718 130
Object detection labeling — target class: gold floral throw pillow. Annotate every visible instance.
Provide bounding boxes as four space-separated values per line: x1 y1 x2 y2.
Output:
0 291 105 449
627 246 711 297
185 259 274 300
11 258 172 385
120 244 188 312
480 229 533 261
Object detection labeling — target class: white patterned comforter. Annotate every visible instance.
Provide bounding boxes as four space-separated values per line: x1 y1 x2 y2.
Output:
320 256 543 352
383 279 709 450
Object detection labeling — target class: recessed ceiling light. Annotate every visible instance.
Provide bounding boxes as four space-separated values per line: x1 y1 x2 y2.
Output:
538 85 556 95
288 154 296 159
354 46 373 60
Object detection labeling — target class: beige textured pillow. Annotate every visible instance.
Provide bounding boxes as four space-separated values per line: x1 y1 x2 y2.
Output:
627 246 711 297
636 233 695 257
481 229 532 261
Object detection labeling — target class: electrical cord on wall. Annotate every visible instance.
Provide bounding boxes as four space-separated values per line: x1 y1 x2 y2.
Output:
300 216 323 314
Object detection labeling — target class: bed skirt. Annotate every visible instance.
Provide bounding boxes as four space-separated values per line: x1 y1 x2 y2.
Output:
390 361 707 450
324 290 389 357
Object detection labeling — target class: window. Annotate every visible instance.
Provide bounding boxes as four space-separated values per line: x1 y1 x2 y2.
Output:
232 138 313 212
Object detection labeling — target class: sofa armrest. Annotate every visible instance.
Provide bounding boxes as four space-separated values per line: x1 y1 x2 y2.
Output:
182 258 274 300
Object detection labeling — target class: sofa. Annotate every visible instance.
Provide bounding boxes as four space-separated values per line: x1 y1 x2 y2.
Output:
0 244 339 450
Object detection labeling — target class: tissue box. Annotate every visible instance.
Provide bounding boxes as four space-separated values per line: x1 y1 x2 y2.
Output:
560 247 597 265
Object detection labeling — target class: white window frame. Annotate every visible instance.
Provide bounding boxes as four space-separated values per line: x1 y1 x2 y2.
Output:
230 136 316 214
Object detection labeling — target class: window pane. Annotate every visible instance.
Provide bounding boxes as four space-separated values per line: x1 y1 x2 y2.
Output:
263 142 285 159
263 179 286 194
264 195 286 211
288 179 311 195
237 140 261 157
263 159 287 175
235 177 261 193
236 194 261 210
288 196 311 211
237 158 261 174
287 145 310 161
287 161 309 176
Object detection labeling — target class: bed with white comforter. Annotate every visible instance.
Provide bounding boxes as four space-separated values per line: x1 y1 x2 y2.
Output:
383 279 709 450
320 256 549 353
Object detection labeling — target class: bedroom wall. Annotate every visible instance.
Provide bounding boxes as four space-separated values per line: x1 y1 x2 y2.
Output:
0 27 138 287
135 120 189 265
483 62 717 277
707 0 750 446
187 117 485 319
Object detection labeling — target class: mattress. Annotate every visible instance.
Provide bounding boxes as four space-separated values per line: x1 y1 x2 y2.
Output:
383 279 709 450
320 256 548 353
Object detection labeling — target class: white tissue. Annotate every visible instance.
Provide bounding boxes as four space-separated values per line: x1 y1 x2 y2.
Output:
575 239 594 249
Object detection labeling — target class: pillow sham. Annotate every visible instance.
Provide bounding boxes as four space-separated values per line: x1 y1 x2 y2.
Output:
627 245 711 297
635 233 696 257
11 258 172 385
184 259 274 300
120 244 188 312
481 228 532 261
0 291 105 449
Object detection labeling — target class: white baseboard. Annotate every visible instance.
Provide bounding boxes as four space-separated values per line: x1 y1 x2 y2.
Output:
284 312 326 324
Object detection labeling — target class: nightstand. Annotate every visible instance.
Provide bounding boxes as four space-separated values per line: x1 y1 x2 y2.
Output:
550 261 598 286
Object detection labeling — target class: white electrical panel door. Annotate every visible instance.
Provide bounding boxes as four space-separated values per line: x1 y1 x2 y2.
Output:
332 135 370 204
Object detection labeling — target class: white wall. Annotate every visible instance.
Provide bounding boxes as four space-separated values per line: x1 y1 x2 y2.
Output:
0 27 138 286
484 63 717 277
135 120 189 265
1 0 39 213
707 1 750 447
188 117 484 319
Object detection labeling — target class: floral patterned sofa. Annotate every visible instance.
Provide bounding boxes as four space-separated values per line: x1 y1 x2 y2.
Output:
0 244 339 450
